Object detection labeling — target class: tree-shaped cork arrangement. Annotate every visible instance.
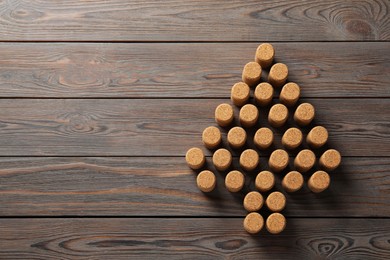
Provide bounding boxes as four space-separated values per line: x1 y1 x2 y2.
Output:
185 43 341 235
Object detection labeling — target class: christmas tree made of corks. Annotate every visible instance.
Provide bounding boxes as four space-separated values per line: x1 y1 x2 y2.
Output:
185 43 341 235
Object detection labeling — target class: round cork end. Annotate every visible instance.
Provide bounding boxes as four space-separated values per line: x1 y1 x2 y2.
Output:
243 191 264 212
268 104 288 127
212 148 232 171
231 82 250 107
268 63 288 88
227 126 247 149
185 147 205 170
282 127 303 150
266 191 286 212
225 170 245 192
269 149 289 172
196 170 216 193
294 103 315 126
294 149 316 173
239 104 259 128
240 149 259 171
215 103 234 127
255 43 275 68
202 126 221 149
319 149 341 171
280 82 300 107
244 212 264 234
308 170 330 193
282 171 304 193
255 170 275 192
266 213 286 234
254 82 274 106
307 126 328 148
242 62 262 87
254 127 274 149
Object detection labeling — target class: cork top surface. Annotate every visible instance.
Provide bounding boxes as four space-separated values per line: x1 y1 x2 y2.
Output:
282 171 304 192
269 63 288 81
185 147 205 170
240 104 259 122
244 212 264 234
243 62 262 80
227 126 247 148
215 103 234 124
212 148 232 170
254 82 274 102
231 82 250 105
295 103 315 121
307 126 328 147
294 149 316 172
255 170 275 192
202 126 221 148
254 127 274 149
280 82 300 103
320 149 341 170
269 149 289 170
266 191 286 212
244 191 264 212
225 170 245 192
256 43 274 62
269 104 288 123
309 170 330 192
266 213 286 234
240 149 259 171
282 127 303 149
196 170 216 193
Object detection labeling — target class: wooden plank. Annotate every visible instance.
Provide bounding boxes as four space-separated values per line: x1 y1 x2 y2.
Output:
0 42 389 98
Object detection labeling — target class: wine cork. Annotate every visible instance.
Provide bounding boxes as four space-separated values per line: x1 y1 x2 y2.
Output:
308 170 330 193
231 82 250 107
212 148 232 171
282 127 303 150
215 103 234 127
185 147 205 170
294 149 316 173
268 104 288 127
255 43 274 69
227 126 247 149
269 149 289 172
254 82 274 106
254 127 274 149
294 103 315 126
282 171 304 192
202 126 221 149
196 170 216 193
255 170 275 192
225 170 245 192
242 61 262 87
240 149 259 171
268 63 288 88
239 104 259 128
266 213 286 234
307 126 328 148
266 191 286 212
280 82 300 107
244 212 264 234
319 149 341 171
243 191 264 212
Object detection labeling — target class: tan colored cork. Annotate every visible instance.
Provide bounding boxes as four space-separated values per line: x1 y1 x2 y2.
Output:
268 63 288 88
254 82 274 107
255 170 275 192
185 147 205 170
239 104 259 128
268 104 288 127
225 170 245 192
282 171 304 193
294 103 315 126
231 82 250 107
280 82 300 107
254 127 274 149
215 103 234 127
202 126 221 149
244 212 264 234
196 170 216 193
266 191 286 212
227 126 247 149
240 149 259 171
242 61 262 87
243 191 264 212
269 149 289 172
255 43 275 69
212 148 232 171
319 149 341 171
294 149 316 173
282 127 303 150
266 213 286 234
308 170 330 193
307 126 328 148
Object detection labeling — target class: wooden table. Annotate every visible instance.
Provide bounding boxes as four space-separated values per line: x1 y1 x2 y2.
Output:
0 1 389 259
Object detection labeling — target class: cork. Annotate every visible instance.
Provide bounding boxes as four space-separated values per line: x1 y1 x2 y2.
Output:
255 43 274 69
196 170 216 193
227 126 247 149
185 147 205 170
215 103 234 127
240 149 259 171
254 127 274 149
282 171 304 192
266 213 286 234
242 61 262 87
307 126 328 148
308 170 330 193
244 212 264 234
239 104 259 128
268 104 288 127
319 149 341 171
212 148 232 171
255 170 275 192
225 170 245 192
202 126 221 149
254 82 274 107
294 103 315 126
294 149 316 173
269 149 289 172
266 191 286 212
282 127 303 150
231 82 250 107
268 63 288 88
243 191 264 212
280 82 300 107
